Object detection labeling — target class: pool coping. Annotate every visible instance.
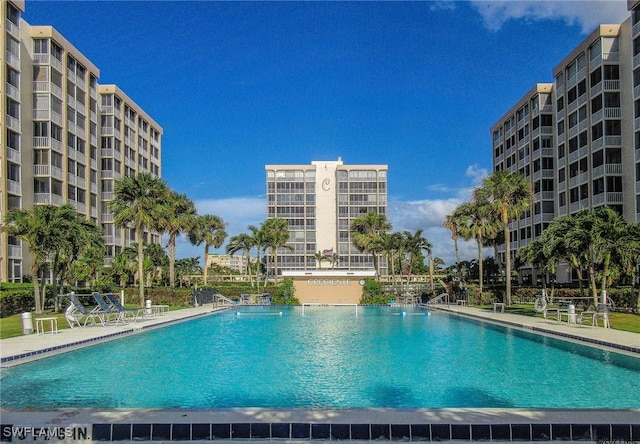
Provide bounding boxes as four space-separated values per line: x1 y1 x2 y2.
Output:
2 306 639 442
1 408 639 442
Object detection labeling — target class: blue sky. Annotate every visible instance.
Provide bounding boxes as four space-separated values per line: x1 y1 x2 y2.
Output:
24 1 630 265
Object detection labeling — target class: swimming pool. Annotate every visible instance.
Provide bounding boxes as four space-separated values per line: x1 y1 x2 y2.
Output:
1 306 639 409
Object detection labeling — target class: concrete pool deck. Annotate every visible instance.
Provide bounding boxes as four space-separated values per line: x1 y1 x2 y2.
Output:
1 304 639 442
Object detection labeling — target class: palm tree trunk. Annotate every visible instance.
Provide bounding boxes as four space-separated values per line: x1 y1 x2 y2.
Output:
503 218 512 305
32 264 42 314
600 253 611 305
477 239 484 294
203 245 210 285
454 238 461 279
168 234 177 288
137 235 145 307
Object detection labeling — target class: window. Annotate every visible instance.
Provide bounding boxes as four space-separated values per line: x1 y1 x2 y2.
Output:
592 95 603 113
6 98 19 118
33 39 49 54
590 68 602 87
7 67 19 88
7 130 19 150
604 65 619 80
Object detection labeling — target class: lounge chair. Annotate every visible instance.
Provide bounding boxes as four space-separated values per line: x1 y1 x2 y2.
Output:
105 293 145 322
92 292 126 325
65 292 108 328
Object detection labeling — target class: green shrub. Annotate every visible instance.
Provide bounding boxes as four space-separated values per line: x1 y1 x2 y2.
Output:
271 279 299 305
0 283 33 317
360 279 392 304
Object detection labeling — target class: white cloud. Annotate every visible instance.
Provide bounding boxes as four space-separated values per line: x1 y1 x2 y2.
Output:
470 0 630 33
174 197 265 262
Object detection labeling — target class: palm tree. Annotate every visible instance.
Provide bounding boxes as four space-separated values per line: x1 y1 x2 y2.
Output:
313 251 329 269
474 171 533 305
226 233 256 285
381 232 403 281
350 212 392 277
454 200 499 294
329 252 342 269
3 204 100 313
443 213 463 278
188 214 227 285
402 229 431 279
156 192 196 288
109 173 170 306
248 224 265 290
261 218 291 283
175 257 202 287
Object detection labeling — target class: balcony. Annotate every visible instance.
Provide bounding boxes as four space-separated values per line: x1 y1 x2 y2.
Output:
568 171 589 188
6 146 20 163
34 193 64 206
6 82 19 101
6 18 20 37
634 52 640 68
7 179 21 195
6 50 20 69
6 115 20 131
592 192 623 206
592 163 622 178
604 80 620 91
534 213 554 224
568 146 588 163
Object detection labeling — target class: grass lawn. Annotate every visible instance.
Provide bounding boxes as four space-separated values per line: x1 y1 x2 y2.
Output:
475 303 640 334
0 311 71 339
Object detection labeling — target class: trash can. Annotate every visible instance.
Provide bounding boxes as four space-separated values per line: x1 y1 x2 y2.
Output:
21 312 33 335
568 304 576 324
146 299 152 315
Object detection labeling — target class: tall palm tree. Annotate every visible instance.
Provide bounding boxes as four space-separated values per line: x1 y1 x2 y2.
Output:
455 200 499 294
188 214 227 286
226 233 256 285
248 224 265 290
261 218 291 283
175 257 201 287
350 212 392 278
110 172 170 306
402 229 432 278
381 232 403 281
443 213 463 278
157 191 196 288
3 204 101 312
474 171 533 305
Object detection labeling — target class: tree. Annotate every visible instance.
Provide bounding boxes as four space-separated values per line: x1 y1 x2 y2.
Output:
454 200 499 294
110 173 170 306
313 251 330 269
261 218 291 282
3 204 101 313
443 213 463 279
175 257 202 287
226 233 256 286
157 192 196 288
350 212 392 278
402 229 431 278
188 214 227 285
380 232 403 281
248 224 265 291
474 171 533 305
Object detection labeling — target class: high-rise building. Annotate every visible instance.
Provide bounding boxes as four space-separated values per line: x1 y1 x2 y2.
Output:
0 1 162 282
265 157 388 274
491 9 640 283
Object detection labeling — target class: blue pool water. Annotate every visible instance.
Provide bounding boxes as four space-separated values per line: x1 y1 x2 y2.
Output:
1 306 639 409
